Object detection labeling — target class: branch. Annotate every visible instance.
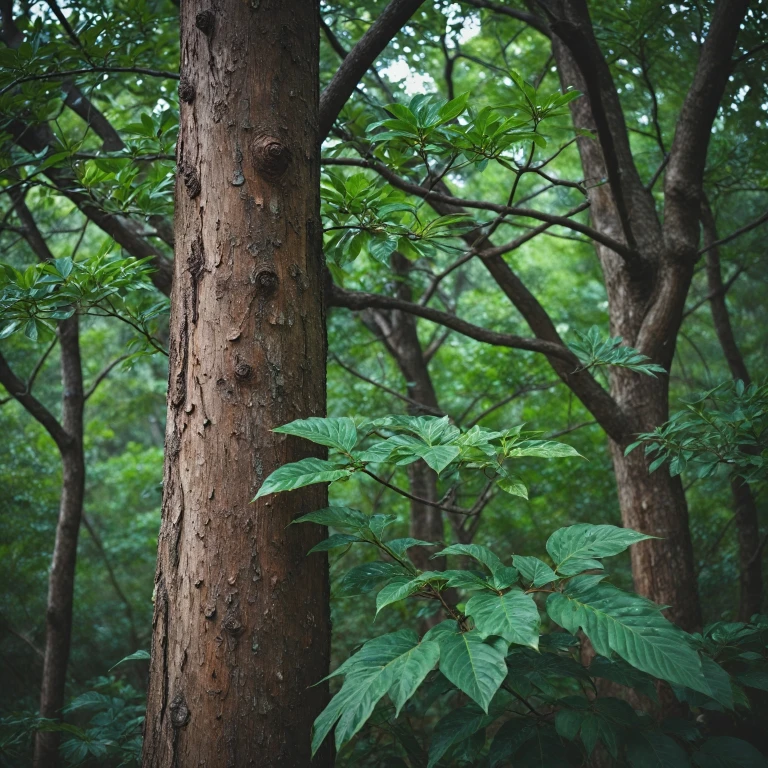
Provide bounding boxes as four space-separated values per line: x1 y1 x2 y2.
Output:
697 209 768 255
329 283 576 362
460 0 551 38
84 354 130 401
464 381 559 428
663 0 750 253
322 156 636 261
0 351 72 452
319 0 427 141
331 353 443 415
0 66 180 96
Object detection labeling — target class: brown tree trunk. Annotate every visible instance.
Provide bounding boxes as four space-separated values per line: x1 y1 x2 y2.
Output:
552 33 702 631
34 317 85 768
141 1 331 765
361 253 445 570
702 200 763 619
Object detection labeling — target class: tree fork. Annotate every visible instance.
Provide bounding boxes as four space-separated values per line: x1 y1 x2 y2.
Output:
142 1 331 765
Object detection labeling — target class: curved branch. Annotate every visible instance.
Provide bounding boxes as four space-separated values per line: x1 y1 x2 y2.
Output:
319 0 427 141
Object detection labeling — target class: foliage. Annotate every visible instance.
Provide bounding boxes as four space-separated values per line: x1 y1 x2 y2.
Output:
569 326 667 378
628 380 768 482
0 676 144 768
0 253 167 355
259 415 768 766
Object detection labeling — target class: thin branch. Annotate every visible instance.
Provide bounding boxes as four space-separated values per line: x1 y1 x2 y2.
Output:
697 209 768 255
546 420 597 439
465 381 558 428
329 283 576 362
83 354 130 401
322 156 636 262
0 351 71 452
0 66 180 95
461 0 551 38
331 353 443 415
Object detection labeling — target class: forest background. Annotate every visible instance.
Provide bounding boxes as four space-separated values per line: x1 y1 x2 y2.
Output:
0 0 767 766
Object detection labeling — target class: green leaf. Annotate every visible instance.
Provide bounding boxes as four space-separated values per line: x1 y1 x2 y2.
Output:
432 543 518 589
308 533 361 553
465 589 540 648
386 537 434 558
437 92 470 124
546 523 656 576
376 577 425 614
498 474 529 498
428 699 504 768
413 443 460 473
337 561 406 597
108 649 150 671
506 439 581 459
311 630 438 754
513 555 557 587
547 576 708 695
254 458 354 499
625 730 691 768
292 506 371 534
431 624 507 712
692 737 768 768
273 416 358 453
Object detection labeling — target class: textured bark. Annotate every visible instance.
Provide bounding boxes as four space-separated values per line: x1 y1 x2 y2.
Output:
551 17 702 630
34 317 85 768
141 1 331 766
702 201 763 619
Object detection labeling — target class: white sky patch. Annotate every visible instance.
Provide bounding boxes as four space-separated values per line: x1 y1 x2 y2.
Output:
444 3 481 47
379 58 436 96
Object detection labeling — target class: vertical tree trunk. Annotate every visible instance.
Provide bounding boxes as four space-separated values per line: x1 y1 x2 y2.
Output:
34 317 85 768
553 35 702 631
361 253 445 570
142 1 331 765
702 200 763 619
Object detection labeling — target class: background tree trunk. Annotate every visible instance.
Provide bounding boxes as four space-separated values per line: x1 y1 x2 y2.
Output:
34 317 85 768
703 200 763 619
141 1 332 765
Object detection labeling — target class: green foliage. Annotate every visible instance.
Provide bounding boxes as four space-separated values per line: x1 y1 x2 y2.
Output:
0 253 167 355
255 415 580 502
569 326 667 378
628 380 768 482
259 414 768 765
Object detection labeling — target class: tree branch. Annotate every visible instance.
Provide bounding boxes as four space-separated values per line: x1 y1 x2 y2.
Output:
329 282 576 362
319 0 427 141
0 352 72 452
461 0 551 38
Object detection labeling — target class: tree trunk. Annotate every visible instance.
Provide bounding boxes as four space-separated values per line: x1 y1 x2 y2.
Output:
141 1 331 765
702 200 763 619
34 317 85 768
553 33 702 630
362 253 446 570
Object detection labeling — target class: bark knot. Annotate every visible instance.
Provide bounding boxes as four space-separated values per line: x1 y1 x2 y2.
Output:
252 135 291 181
169 692 190 728
181 164 201 199
195 9 214 34
234 361 252 379
178 79 195 103
254 268 278 295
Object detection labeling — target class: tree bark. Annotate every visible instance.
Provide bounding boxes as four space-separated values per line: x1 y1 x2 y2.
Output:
551 13 702 630
702 200 763 619
142 1 331 765
34 317 85 768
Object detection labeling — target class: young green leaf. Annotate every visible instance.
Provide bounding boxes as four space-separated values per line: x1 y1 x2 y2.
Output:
547 576 709 695
512 555 557 587
254 458 354 499
546 523 656 576
273 416 358 453
465 589 540 648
